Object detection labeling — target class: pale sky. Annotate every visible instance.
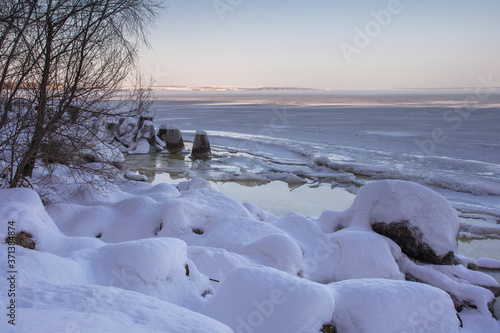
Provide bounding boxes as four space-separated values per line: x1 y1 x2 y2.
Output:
139 0 500 90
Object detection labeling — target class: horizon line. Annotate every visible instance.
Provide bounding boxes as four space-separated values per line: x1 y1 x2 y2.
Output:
123 84 500 92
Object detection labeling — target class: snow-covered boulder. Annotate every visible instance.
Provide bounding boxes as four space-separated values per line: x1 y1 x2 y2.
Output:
114 115 162 154
158 187 293 255
0 188 102 254
188 246 252 286
76 238 212 307
201 266 336 332
329 278 461 333
123 170 148 181
128 137 151 154
240 233 303 275
80 141 125 164
399 255 498 317
322 228 404 282
177 178 211 191
275 213 404 283
349 180 460 265
136 120 155 140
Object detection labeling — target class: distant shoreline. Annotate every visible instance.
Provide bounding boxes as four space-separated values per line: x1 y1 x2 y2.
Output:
122 85 500 92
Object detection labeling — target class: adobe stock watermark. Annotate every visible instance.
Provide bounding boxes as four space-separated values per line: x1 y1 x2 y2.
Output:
402 293 452 333
414 74 499 157
236 289 287 333
383 74 499 195
340 0 412 64
213 0 244 21
237 106 297 153
142 64 170 86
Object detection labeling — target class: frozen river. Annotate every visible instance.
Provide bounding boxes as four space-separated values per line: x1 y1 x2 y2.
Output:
126 89 500 267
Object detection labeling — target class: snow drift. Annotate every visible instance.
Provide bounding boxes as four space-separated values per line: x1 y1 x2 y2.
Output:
1 177 498 333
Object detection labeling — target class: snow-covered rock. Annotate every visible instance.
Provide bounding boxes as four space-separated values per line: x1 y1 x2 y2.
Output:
177 177 211 191
123 170 148 181
399 255 497 316
240 233 303 275
75 237 212 307
2 177 497 333
128 137 151 154
477 257 500 270
348 180 459 265
0 188 103 255
321 228 404 282
201 266 336 332
137 120 155 140
329 278 461 333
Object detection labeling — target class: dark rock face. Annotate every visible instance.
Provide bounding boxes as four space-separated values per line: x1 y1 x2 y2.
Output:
320 323 337 333
191 130 211 159
5 231 36 250
372 221 455 265
157 128 168 143
483 285 500 298
137 115 154 133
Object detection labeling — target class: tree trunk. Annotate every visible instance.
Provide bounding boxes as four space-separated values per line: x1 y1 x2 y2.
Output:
9 1 53 187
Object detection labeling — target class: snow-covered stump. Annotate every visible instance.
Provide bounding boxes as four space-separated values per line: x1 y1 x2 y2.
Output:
162 125 185 154
191 130 211 159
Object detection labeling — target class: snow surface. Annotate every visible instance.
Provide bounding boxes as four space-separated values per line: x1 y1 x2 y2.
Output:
201 266 336 332
477 258 500 270
330 278 461 333
1 172 499 332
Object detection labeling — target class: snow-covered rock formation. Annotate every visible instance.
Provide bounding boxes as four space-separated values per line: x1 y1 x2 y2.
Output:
1 175 498 332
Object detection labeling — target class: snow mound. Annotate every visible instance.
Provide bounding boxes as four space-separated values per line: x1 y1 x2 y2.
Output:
1 177 497 333
399 255 496 316
0 188 103 254
177 177 212 191
201 266 335 332
348 180 459 264
159 188 291 254
49 195 165 242
273 213 403 282
76 238 212 307
243 201 278 222
123 170 148 181
329 278 461 333
188 246 252 287
477 258 500 270
324 228 404 282
240 233 303 275
4 283 232 333
160 188 253 235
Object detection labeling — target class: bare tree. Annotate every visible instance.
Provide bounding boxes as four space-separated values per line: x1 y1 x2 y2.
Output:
0 0 161 189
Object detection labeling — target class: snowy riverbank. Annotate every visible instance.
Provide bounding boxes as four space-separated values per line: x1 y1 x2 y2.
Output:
1 164 499 332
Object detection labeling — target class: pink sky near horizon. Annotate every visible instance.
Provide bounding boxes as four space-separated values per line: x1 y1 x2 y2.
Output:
139 0 500 90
